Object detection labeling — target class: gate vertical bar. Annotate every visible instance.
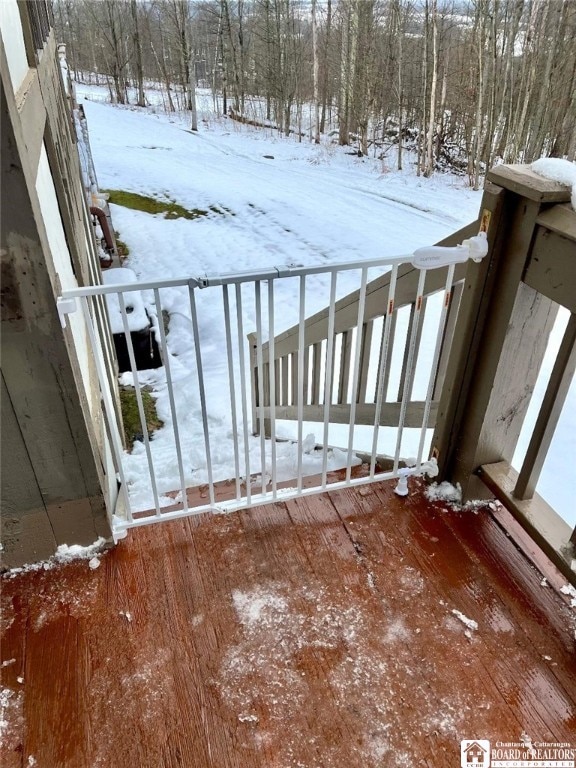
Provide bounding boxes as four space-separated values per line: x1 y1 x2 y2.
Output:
393 269 427 472
153 288 188 511
80 295 133 524
416 265 455 466
296 275 306 491
187 283 215 507
268 279 278 498
321 272 338 487
370 265 398 477
346 268 368 482
235 284 251 504
254 281 267 491
223 285 242 502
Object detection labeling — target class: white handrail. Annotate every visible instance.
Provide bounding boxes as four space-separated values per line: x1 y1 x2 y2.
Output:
59 255 413 299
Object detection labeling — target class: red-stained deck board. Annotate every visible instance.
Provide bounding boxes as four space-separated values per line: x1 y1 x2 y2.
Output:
1 479 575 768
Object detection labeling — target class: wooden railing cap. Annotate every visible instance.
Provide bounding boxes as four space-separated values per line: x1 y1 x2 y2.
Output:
486 164 573 203
536 204 576 243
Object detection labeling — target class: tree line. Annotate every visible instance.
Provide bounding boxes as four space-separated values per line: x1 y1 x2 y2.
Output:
54 0 576 187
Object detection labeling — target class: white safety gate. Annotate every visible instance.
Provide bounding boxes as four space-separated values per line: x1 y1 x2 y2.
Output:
58 234 487 540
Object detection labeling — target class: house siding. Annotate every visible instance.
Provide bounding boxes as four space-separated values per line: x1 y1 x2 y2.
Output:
1 5 116 566
0 0 29 91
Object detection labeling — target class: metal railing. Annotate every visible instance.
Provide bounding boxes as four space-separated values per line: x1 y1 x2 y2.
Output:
59 236 484 538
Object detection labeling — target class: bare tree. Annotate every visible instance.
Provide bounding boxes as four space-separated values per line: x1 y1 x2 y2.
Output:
54 0 576 181
423 0 438 177
130 0 146 107
77 0 131 104
189 10 199 130
311 0 320 143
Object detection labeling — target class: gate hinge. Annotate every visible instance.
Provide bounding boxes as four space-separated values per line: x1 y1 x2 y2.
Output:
57 296 77 328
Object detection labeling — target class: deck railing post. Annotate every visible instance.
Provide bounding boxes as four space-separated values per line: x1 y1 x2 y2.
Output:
432 165 571 501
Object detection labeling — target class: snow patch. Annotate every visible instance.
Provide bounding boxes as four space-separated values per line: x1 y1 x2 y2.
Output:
383 617 411 642
451 609 478 632
55 537 107 564
238 713 259 723
102 268 151 334
219 580 474 766
398 566 425 596
221 584 373 763
232 587 288 628
0 686 24 752
463 498 497 513
421 707 461 737
560 583 576 608
366 734 391 761
425 481 462 505
531 158 576 210
5 537 108 576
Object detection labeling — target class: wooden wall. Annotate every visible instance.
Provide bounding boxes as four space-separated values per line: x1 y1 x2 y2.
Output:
1 23 112 566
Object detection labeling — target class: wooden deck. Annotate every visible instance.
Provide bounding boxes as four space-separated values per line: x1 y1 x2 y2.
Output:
1 480 575 768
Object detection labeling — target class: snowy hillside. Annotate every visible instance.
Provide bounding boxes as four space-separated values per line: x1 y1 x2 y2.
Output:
77 85 575 526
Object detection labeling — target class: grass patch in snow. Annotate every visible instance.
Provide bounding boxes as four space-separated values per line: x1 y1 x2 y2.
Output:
114 231 130 261
119 386 163 451
105 189 222 220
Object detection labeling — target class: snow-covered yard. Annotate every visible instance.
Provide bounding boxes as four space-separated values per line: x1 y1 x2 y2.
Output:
77 85 575 526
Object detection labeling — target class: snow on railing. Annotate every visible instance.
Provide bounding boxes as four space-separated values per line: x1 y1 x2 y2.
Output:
58 235 487 537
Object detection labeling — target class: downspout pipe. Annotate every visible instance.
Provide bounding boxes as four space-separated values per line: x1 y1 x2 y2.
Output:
90 206 116 257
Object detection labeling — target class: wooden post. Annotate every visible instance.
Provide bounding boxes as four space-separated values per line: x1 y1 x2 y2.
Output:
432 165 572 501
431 183 506 487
